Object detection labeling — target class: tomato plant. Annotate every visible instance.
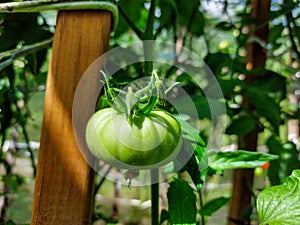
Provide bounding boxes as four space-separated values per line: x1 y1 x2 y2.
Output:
85 70 182 170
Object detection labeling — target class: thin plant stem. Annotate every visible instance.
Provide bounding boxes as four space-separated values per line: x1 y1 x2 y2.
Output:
94 166 112 195
143 0 156 76
151 168 159 225
0 38 53 71
92 165 112 215
198 189 205 225
21 123 37 177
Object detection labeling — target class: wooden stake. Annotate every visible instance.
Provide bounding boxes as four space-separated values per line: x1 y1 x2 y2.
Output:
31 10 111 225
228 1 271 224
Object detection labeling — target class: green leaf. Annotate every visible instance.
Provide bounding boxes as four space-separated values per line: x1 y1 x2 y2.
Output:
252 70 286 101
209 150 278 171
268 24 284 44
176 0 199 27
199 197 230 216
113 15 129 38
158 0 177 29
1 174 24 193
189 11 205 36
257 170 300 225
243 85 281 127
167 179 197 225
174 114 206 146
226 116 256 135
175 139 205 189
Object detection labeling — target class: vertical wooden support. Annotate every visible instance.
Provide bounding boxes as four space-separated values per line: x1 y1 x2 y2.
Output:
31 11 111 225
228 1 271 225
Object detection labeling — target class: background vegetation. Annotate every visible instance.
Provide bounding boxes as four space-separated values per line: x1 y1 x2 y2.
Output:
0 0 299 224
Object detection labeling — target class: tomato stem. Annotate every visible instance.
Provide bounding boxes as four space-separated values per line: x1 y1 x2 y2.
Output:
151 169 159 225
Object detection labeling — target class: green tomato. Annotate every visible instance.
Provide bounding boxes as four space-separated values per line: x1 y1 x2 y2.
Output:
254 167 264 177
85 107 182 169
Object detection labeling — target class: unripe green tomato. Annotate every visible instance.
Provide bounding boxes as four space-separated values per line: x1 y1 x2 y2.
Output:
85 107 182 170
254 167 264 177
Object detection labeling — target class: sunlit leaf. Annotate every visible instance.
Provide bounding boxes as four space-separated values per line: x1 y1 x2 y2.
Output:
257 170 300 225
209 150 278 171
174 114 206 146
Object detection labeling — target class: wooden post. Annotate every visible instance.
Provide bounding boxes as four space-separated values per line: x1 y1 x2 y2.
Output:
228 1 271 225
31 10 111 224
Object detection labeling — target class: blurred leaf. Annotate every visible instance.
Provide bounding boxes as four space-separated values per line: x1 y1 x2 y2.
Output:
177 139 205 189
1 174 24 193
205 79 238 100
113 15 129 38
237 33 249 47
115 0 145 37
174 95 232 119
174 114 206 146
184 153 204 189
252 70 286 101
257 170 300 225
0 13 52 48
216 21 236 31
189 11 205 36
267 135 300 185
158 0 177 29
25 49 48 76
118 0 145 22
269 0 296 20
0 29 19 51
159 209 170 225
199 197 230 216
209 150 278 171
226 116 256 135
243 85 281 127
5 220 17 225
176 0 199 27
167 179 197 225
204 52 232 75
294 26 300 41
268 24 284 44
22 25 52 45
237 12 256 26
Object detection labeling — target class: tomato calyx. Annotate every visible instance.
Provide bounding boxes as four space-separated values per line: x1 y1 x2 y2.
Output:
101 69 180 124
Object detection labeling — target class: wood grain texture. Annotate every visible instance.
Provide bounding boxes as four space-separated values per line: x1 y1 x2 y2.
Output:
31 11 111 225
227 1 271 225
